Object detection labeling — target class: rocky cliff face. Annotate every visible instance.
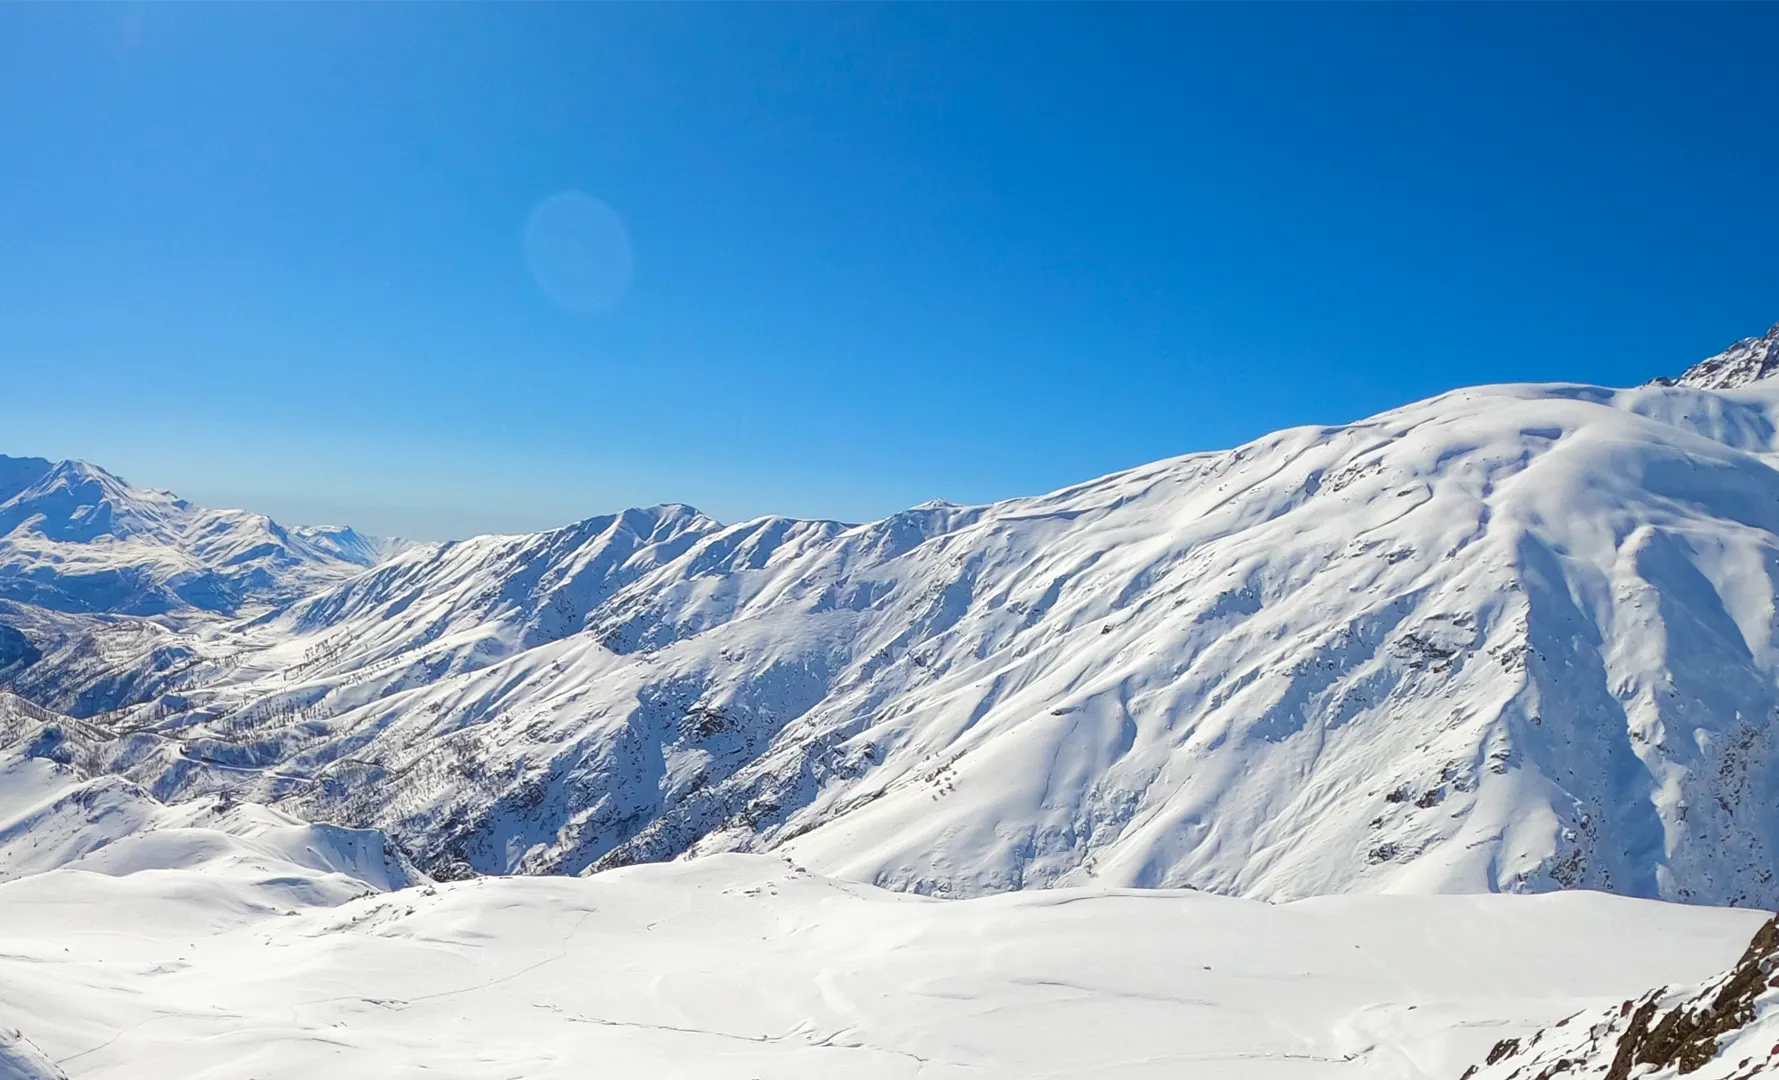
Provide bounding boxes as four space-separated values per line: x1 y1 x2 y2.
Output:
1465 914 1779 1079
1657 324 1779 391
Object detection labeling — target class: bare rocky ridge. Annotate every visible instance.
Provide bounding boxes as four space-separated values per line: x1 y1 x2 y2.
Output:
1655 324 1779 391
1465 914 1779 1079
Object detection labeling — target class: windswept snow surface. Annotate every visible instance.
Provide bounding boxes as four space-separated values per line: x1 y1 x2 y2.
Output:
0 697 1766 1078
0 844 1767 1080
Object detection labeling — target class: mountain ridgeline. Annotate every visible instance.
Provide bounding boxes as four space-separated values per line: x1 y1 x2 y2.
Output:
4 324 1779 907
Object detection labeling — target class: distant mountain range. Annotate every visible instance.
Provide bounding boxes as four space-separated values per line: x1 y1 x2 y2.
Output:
0 456 387 615
3 322 1779 913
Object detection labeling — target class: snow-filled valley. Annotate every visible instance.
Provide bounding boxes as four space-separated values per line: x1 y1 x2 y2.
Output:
4 323 1779 1076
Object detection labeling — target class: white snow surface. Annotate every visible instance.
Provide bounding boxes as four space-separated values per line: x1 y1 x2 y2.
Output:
0 832 1767 1079
0 710 1766 1078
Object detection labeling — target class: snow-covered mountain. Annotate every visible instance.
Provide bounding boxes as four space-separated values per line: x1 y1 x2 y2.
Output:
0 456 390 616
6 325 1779 912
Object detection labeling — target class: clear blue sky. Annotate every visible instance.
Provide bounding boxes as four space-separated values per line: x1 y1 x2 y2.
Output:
3 4 1777 539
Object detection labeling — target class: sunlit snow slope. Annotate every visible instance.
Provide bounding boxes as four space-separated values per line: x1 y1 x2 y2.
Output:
0 693 423 890
0 844 1766 1080
7 326 1779 909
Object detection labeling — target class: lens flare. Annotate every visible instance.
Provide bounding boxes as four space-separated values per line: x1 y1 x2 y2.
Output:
523 192 634 314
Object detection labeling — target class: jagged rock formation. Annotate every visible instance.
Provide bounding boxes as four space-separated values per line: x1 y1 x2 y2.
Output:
1465 914 1779 1079
1655 324 1779 391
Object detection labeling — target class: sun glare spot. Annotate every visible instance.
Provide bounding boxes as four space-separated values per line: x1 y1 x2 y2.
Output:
523 191 634 315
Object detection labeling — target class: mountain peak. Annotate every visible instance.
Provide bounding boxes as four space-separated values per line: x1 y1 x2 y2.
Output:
43 458 119 483
2 458 178 545
1662 321 1779 389
0 454 390 614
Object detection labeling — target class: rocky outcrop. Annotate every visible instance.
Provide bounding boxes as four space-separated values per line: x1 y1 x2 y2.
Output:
1465 914 1779 1079
1655 324 1779 390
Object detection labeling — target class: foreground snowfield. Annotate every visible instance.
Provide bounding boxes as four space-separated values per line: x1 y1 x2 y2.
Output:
0 697 1759 1080
0 849 1765 1080
4 727 1774 1078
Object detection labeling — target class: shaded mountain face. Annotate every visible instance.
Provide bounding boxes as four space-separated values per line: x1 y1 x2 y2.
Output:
0 458 386 616
5 325 1779 907
0 625 38 683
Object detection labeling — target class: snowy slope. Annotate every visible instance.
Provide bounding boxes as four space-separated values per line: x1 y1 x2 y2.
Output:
0 600 202 719
0 846 1767 1080
0 692 423 890
0 1029 64 1080
0 457 390 616
0 699 1766 1080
